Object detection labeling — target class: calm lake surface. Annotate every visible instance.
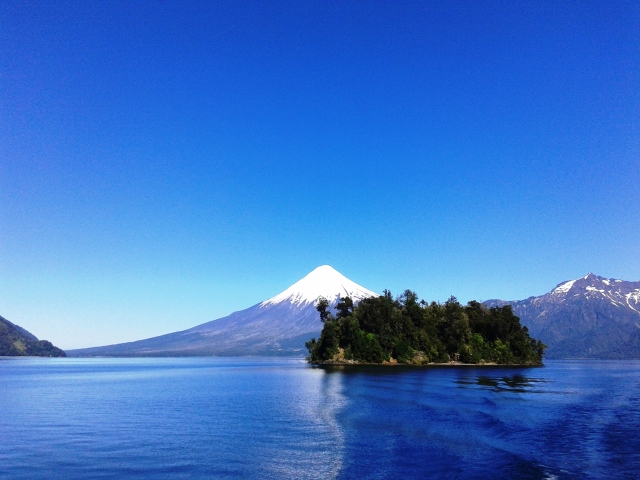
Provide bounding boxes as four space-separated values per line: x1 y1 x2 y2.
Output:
0 358 638 479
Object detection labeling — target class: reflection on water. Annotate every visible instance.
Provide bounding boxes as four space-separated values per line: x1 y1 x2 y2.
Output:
317 371 346 479
314 361 640 479
457 373 548 393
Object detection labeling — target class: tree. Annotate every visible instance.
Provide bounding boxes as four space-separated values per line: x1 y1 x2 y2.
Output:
316 297 334 323
398 290 418 307
335 296 354 319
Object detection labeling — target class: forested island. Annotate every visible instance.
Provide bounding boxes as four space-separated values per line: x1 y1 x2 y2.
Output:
306 291 546 365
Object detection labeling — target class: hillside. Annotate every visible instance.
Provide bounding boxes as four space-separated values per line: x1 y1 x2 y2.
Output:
0 315 66 357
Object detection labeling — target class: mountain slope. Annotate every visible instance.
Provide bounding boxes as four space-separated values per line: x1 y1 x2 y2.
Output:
68 265 378 357
0 315 66 357
484 273 640 359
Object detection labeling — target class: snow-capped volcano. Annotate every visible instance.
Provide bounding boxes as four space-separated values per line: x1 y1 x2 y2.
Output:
261 265 378 307
68 266 378 357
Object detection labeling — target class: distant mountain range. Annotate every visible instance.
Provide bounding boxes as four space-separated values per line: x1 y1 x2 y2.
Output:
485 273 640 359
68 265 377 357
68 267 640 359
0 315 66 357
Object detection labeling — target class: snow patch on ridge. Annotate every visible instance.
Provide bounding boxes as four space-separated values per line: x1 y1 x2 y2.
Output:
586 286 605 293
260 265 379 308
627 291 640 313
553 280 576 294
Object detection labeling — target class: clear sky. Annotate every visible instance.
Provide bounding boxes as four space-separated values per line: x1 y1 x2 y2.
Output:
1 1 638 350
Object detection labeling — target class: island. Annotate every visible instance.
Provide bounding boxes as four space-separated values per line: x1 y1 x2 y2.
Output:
306 291 545 365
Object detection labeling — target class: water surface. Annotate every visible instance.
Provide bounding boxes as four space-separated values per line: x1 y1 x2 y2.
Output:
0 358 638 479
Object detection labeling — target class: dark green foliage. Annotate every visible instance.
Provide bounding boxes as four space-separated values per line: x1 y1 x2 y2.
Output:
0 315 66 357
25 340 67 357
392 339 413 363
306 293 545 365
335 296 354 319
315 297 335 323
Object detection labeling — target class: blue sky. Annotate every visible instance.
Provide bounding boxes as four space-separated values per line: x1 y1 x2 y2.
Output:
1 1 638 349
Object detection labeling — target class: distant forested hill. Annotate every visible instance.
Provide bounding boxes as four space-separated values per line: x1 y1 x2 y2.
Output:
0 315 66 357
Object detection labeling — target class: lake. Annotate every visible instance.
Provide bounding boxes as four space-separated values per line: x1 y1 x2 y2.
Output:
0 358 638 479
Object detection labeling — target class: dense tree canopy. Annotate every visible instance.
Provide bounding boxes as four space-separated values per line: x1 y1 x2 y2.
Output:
306 292 545 365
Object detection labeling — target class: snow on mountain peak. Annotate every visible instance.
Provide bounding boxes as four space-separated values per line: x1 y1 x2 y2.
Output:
260 265 378 308
547 273 640 311
553 273 604 295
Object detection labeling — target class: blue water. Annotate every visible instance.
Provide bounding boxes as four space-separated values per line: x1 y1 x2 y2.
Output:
0 358 638 479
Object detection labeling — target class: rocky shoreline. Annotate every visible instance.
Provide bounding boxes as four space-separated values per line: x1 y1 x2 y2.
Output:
309 348 542 366
312 359 542 367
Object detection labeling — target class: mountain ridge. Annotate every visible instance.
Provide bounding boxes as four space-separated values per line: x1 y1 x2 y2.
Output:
484 273 640 359
68 268 640 359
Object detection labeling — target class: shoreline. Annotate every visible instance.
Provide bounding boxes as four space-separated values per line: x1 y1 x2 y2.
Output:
310 360 544 367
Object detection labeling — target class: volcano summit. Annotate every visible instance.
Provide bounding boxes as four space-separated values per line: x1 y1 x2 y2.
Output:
68 266 378 357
